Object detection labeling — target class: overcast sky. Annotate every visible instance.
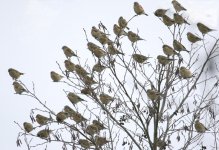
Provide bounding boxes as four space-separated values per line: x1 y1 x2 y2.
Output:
1 0 219 149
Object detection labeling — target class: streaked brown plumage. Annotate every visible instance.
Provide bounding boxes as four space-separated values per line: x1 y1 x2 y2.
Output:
162 15 175 26
154 9 168 17
173 40 189 52
50 71 63 82
13 81 26 94
23 122 33 133
132 54 150 63
187 32 202 43
8 68 24 80
134 2 148 16
62 46 77 58
172 0 187 12
197 22 215 34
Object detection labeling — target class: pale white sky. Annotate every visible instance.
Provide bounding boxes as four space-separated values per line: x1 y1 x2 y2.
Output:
1 0 219 149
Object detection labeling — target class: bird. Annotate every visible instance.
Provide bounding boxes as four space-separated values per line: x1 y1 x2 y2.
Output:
71 112 87 123
8 68 24 80
162 44 177 56
187 32 202 43
92 120 106 131
157 55 174 66
118 16 129 29
133 2 148 16
91 26 105 39
23 122 33 133
156 139 167 149
50 71 64 82
162 15 175 26
85 124 99 135
146 89 160 101
62 46 78 59
99 93 114 105
179 66 193 79
36 114 51 125
75 64 89 77
63 105 76 116
95 136 111 147
81 75 97 85
108 43 124 55
172 0 187 12
173 40 189 52
174 13 190 25
92 62 106 73
81 87 93 95
154 9 168 17
197 22 215 35
13 81 26 94
132 54 150 64
64 60 75 72
37 129 52 139
87 42 107 58
78 139 93 149
113 24 127 37
127 31 144 43
67 92 85 105
194 120 208 133
56 111 68 123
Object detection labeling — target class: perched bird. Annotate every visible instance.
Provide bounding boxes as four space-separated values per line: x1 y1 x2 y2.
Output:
13 81 26 94
78 139 93 149
67 92 85 105
172 0 187 12
64 60 75 72
8 68 24 80
174 13 190 25
197 22 215 35
56 111 68 123
108 43 124 55
87 42 106 58
91 26 105 39
194 120 208 133
133 2 148 16
95 136 110 147
118 16 129 29
71 112 87 123
132 54 150 64
157 55 174 66
173 40 189 52
81 87 93 95
156 139 167 148
162 44 177 56
113 24 126 37
50 71 64 82
187 32 202 43
92 120 106 131
63 105 76 117
81 75 97 85
154 9 168 17
23 122 33 133
99 93 114 105
179 66 193 79
162 15 175 26
62 46 77 59
37 129 52 139
36 114 51 125
75 65 89 77
92 62 106 73
85 124 99 135
127 31 144 43
146 89 160 101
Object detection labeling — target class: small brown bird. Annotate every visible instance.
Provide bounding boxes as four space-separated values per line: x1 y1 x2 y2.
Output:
174 13 190 25
8 68 24 80
50 71 64 82
197 22 215 35
172 0 187 12
132 54 150 64
113 24 127 37
194 120 208 133
62 46 77 59
23 122 33 133
92 120 106 131
154 9 168 17
173 40 189 52
162 15 175 26
75 64 89 77
133 2 148 16
81 87 93 95
63 105 77 117
157 55 174 66
187 32 202 43
162 44 177 56
67 92 85 105
64 60 75 72
91 26 105 39
71 112 87 123
156 139 167 148
81 75 97 85
179 66 193 79
118 16 129 29
95 136 111 147
36 114 51 125
78 139 93 149
92 62 106 73
85 124 99 135
99 93 114 105
87 42 106 58
13 81 26 94
146 89 160 101
128 31 144 43
37 129 52 139
108 43 124 55
56 111 68 123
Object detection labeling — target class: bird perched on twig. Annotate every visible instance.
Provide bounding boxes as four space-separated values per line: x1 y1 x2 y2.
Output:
36 114 51 125
162 15 175 26
108 43 124 55
87 42 107 58
8 68 24 80
132 54 150 64
154 9 169 17
50 71 64 82
127 31 144 43
75 64 89 77
99 93 114 105
197 22 216 35
174 13 190 25
92 120 107 131
194 120 208 133
113 24 127 37
186 32 202 43
95 136 111 147
67 92 85 105
37 129 52 139
71 111 87 123
62 46 78 59
78 139 93 149
85 124 99 135
133 2 148 16
162 44 178 56
13 81 26 94
179 66 193 79
56 111 68 123
118 16 129 29
92 62 107 73
172 0 187 12
64 60 75 72
157 55 174 66
146 89 160 101
173 40 189 53
23 122 33 133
